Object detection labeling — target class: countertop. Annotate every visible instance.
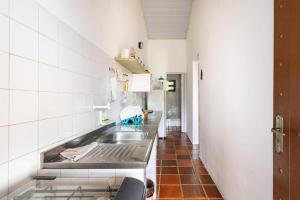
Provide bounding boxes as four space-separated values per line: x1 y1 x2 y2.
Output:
41 111 162 169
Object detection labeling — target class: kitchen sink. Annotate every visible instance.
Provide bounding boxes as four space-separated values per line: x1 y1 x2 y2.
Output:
97 131 148 144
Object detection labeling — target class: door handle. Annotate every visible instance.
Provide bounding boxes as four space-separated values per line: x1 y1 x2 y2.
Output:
271 128 286 136
272 115 285 153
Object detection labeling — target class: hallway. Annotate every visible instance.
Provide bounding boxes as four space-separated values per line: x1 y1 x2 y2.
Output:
156 132 223 199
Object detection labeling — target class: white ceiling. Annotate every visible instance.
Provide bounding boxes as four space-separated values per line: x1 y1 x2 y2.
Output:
142 0 193 39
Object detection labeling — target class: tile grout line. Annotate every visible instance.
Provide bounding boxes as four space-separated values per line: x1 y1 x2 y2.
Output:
7 0 11 194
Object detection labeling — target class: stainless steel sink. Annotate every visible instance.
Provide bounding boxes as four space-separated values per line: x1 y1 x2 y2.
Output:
97 131 148 144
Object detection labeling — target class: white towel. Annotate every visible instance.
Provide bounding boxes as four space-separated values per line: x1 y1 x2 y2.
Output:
60 142 98 161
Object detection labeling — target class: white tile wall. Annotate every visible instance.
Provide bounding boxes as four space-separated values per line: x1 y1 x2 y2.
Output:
38 7 58 41
9 122 38 160
0 90 8 126
0 163 8 197
39 35 59 66
58 116 73 139
59 69 73 92
0 126 8 164
39 63 59 92
10 55 38 90
9 152 37 192
58 93 73 116
39 92 59 119
10 0 38 30
9 90 38 124
0 15 9 52
0 0 9 16
10 21 38 60
38 119 58 148
0 3 142 197
0 52 9 89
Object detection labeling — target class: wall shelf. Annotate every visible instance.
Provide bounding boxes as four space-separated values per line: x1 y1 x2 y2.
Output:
115 57 150 74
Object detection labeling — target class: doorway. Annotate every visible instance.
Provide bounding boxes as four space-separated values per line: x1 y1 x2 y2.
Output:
166 74 182 132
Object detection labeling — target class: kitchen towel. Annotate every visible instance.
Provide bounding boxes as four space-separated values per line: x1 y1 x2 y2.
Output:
60 142 98 161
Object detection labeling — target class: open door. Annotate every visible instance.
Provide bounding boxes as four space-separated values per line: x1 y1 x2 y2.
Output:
273 0 300 199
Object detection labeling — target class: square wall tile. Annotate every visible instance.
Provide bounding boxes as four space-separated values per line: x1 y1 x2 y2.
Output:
10 21 38 60
10 90 38 124
58 23 80 53
10 0 38 30
0 127 8 164
39 63 59 92
60 169 89 178
0 52 9 89
58 116 73 140
9 122 38 160
9 152 37 192
58 46 77 71
59 69 73 93
38 7 58 41
89 169 116 178
0 163 8 198
58 93 73 116
0 89 8 126
0 15 9 53
0 0 9 16
39 35 58 66
39 92 58 119
73 113 93 135
38 118 58 148
10 55 38 90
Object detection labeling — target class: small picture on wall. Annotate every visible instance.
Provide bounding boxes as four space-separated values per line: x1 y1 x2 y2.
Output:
168 80 176 92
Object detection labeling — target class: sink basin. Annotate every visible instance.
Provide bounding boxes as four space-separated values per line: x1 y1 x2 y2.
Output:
98 131 148 144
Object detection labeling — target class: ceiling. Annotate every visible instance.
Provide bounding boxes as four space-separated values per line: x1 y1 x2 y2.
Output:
142 0 193 39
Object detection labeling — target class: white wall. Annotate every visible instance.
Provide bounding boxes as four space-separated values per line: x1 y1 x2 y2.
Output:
0 0 147 197
187 0 273 199
36 0 148 60
147 39 186 78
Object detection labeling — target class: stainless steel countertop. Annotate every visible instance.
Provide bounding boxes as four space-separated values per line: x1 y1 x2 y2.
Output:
41 112 162 169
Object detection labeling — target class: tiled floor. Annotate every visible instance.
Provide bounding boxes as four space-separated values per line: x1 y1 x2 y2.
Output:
155 132 223 200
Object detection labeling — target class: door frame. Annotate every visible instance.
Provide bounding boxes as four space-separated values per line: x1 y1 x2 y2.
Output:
166 72 187 133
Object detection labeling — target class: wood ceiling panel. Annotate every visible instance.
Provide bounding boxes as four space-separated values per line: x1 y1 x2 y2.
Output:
142 0 193 39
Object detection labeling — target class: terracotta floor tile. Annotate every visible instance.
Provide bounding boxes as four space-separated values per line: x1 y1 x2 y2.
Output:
161 167 178 174
176 146 189 150
176 150 190 155
178 167 194 174
177 155 191 160
159 185 182 198
194 167 208 174
156 167 161 174
177 160 192 167
199 175 214 184
156 132 223 200
157 175 161 185
162 160 177 166
156 160 162 166
157 154 176 160
180 175 200 184
157 149 175 154
203 185 222 198
160 175 180 184
181 185 206 198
